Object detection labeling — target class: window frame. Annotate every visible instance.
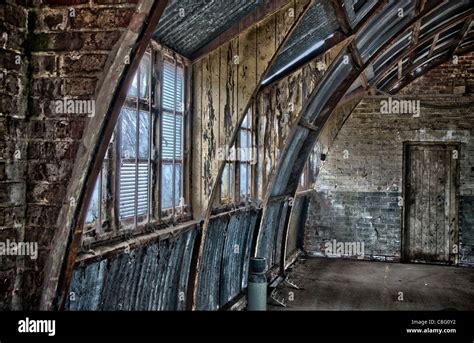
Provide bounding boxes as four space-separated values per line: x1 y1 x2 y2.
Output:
220 107 256 206
82 43 191 247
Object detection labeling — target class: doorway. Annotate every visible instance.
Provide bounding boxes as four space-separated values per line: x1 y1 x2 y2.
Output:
403 143 459 265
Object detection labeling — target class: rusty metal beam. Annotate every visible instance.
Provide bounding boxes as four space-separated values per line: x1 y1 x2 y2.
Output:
370 9 473 89
189 0 315 310
390 46 474 93
255 0 452 274
40 0 170 311
428 33 440 58
449 17 473 58
407 0 426 66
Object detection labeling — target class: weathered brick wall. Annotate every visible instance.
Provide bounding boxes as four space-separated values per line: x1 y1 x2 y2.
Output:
0 2 29 310
0 0 151 310
304 94 474 264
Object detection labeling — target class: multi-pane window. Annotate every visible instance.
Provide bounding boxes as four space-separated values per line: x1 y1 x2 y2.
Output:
161 59 184 212
119 53 152 220
84 45 188 243
221 110 254 203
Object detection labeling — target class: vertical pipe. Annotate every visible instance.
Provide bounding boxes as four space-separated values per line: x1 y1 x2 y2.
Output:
247 257 267 311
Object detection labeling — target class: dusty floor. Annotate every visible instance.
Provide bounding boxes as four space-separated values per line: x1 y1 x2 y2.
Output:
268 257 474 311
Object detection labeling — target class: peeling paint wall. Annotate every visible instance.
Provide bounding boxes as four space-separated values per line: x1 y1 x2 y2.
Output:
191 0 310 214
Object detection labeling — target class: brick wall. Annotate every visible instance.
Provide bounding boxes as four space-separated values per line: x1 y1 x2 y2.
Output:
304 94 474 264
0 0 152 310
0 2 29 310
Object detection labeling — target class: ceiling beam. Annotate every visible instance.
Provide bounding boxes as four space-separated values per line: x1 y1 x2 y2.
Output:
428 33 440 58
407 0 426 66
369 9 473 89
391 46 474 93
332 0 364 69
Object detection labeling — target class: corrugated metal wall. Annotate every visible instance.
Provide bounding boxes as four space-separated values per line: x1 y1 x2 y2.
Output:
66 228 197 311
195 208 259 310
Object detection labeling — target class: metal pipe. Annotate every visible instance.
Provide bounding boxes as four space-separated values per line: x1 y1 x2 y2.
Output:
247 257 267 311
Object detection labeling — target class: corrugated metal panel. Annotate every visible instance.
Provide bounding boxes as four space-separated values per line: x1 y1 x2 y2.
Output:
265 0 340 83
154 0 263 57
286 195 310 257
65 227 197 311
195 208 259 310
256 202 284 267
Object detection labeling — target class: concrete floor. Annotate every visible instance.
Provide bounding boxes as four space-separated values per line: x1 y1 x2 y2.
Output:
269 257 474 311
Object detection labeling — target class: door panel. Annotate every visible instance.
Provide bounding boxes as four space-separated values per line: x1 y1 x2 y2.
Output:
403 144 458 264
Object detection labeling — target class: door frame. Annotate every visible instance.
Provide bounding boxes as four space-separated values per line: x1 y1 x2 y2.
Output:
401 141 460 265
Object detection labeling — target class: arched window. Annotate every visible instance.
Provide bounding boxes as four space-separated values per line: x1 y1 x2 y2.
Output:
83 44 190 245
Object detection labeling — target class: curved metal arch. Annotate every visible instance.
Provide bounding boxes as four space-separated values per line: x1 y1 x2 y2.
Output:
40 0 170 310
253 0 471 267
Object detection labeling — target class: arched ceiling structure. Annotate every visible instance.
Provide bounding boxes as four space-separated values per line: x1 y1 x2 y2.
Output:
251 0 474 264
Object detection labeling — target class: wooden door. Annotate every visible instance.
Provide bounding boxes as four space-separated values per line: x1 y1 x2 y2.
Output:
403 144 459 264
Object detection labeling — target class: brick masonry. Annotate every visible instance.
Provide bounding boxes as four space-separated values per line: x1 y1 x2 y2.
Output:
304 54 474 265
0 0 151 310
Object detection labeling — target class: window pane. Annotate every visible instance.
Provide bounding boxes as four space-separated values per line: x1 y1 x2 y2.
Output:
221 163 229 199
162 113 182 160
161 163 173 209
127 53 151 99
240 130 248 161
119 162 149 219
139 53 151 100
163 61 184 112
85 177 100 224
121 108 137 159
240 164 247 198
175 164 182 207
139 111 150 159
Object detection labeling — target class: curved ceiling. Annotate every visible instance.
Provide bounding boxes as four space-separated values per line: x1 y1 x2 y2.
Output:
254 0 474 262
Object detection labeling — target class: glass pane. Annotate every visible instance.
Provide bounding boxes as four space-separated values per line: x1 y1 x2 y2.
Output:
163 62 176 112
85 177 100 224
139 53 151 100
229 163 235 199
127 54 150 99
175 115 183 160
121 108 137 159
240 130 248 161
176 66 184 113
175 164 182 207
221 163 229 200
119 162 149 219
139 111 150 159
161 163 173 209
240 164 247 198
128 73 138 98
241 114 248 129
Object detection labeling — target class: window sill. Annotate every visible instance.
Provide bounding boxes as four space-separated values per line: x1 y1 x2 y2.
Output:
77 219 199 266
